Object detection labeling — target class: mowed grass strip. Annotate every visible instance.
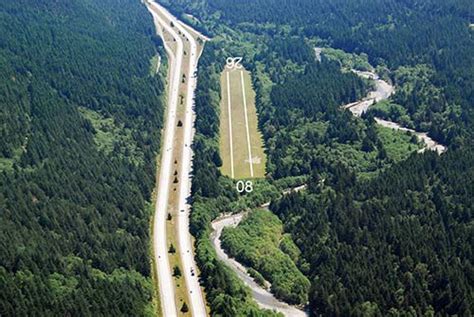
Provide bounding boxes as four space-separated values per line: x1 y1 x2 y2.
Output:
219 68 266 179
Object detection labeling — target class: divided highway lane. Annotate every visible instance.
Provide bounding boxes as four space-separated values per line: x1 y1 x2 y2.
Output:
149 3 208 317
148 1 207 316
146 3 183 316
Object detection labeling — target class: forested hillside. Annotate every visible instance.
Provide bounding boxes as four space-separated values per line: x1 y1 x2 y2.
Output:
0 0 163 315
187 33 428 316
164 0 473 315
273 149 474 315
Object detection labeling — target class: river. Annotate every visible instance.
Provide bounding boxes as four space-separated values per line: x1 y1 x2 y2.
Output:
344 69 447 153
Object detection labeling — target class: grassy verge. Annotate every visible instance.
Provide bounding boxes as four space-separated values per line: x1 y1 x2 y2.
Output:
148 201 162 317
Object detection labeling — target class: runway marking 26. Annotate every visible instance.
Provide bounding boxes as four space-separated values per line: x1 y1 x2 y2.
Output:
226 57 243 70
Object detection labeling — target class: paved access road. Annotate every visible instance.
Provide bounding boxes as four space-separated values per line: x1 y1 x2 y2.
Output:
146 1 207 316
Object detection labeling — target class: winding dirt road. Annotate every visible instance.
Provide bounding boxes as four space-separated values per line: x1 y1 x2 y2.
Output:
210 53 448 316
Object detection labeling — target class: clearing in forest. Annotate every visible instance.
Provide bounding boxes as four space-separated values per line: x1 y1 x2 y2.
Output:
219 67 266 179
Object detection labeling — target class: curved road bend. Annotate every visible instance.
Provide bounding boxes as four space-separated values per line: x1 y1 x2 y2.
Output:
211 213 308 317
146 4 183 316
210 185 309 317
148 1 207 316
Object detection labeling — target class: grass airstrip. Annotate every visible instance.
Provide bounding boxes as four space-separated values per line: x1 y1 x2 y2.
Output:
219 68 266 179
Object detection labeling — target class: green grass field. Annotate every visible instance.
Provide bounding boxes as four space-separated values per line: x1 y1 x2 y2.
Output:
219 68 266 179
376 125 423 161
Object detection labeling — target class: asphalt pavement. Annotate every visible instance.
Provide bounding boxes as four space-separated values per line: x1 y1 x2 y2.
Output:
147 1 207 316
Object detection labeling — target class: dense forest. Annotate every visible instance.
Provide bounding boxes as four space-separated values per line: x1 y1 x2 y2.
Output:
273 148 474 315
166 0 474 316
164 0 474 145
0 0 164 315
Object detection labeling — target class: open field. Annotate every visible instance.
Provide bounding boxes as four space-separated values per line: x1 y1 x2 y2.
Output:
219 68 266 179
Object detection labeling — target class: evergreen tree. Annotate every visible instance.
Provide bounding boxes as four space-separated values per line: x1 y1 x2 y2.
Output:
181 302 189 313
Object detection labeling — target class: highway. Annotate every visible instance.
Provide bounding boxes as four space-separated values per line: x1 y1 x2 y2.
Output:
152 3 208 317
146 3 182 316
146 1 207 316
